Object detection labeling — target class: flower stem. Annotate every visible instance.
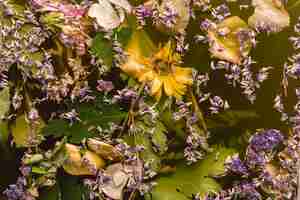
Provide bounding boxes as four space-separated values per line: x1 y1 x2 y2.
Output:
121 82 146 134
190 90 208 134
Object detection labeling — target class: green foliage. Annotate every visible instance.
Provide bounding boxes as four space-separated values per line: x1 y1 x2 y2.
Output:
149 146 236 200
114 26 133 46
0 87 10 119
39 176 87 200
151 121 168 155
207 110 259 129
134 123 162 171
42 120 90 144
11 115 44 147
0 87 10 145
43 99 126 143
90 32 113 68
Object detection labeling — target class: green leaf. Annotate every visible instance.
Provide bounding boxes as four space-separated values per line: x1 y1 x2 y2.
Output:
152 121 168 155
90 32 113 68
42 120 91 144
207 110 259 129
134 123 161 172
149 146 236 200
78 104 126 129
31 166 48 174
0 87 10 119
39 176 88 200
11 115 44 147
43 101 126 143
59 175 87 200
39 184 60 200
114 26 132 46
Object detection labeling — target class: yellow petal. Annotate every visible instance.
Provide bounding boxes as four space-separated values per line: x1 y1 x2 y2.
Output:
173 67 193 85
162 76 175 96
153 88 162 101
169 76 186 97
151 77 163 95
138 70 155 82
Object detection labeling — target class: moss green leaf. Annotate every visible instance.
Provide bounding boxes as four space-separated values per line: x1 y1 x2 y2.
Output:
0 87 10 119
134 124 161 171
149 146 236 200
152 121 168 155
11 115 44 147
90 32 113 68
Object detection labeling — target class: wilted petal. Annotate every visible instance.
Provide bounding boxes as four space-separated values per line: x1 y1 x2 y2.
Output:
102 163 129 200
63 144 105 175
207 16 252 64
88 0 121 30
248 0 290 33
87 138 123 161
109 0 132 13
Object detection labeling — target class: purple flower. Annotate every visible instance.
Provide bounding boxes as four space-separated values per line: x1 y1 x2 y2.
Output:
237 182 261 200
112 88 137 104
209 96 229 114
211 4 231 21
96 80 114 92
135 5 153 26
225 154 249 176
249 129 284 152
246 147 265 168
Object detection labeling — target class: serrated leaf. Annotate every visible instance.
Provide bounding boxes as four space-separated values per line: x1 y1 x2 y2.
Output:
43 102 126 143
42 120 91 144
134 124 161 172
90 32 113 68
78 104 126 129
152 121 168 155
149 146 236 200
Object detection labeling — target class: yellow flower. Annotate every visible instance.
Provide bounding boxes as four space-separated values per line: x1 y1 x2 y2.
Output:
121 35 193 100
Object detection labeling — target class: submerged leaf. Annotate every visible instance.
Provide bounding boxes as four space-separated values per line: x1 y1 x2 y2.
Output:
11 115 44 147
149 146 236 200
207 16 252 64
151 122 168 155
87 138 123 161
134 124 161 171
0 87 10 119
63 143 105 175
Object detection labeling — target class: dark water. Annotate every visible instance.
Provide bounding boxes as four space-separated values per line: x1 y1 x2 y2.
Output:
1 0 300 199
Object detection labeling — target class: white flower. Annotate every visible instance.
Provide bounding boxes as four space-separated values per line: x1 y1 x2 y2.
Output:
248 0 290 33
88 0 131 30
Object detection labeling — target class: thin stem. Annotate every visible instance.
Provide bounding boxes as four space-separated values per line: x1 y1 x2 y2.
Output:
190 90 208 134
120 82 146 134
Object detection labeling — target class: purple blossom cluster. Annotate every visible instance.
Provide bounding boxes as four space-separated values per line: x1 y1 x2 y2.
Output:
219 129 299 199
211 57 272 103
